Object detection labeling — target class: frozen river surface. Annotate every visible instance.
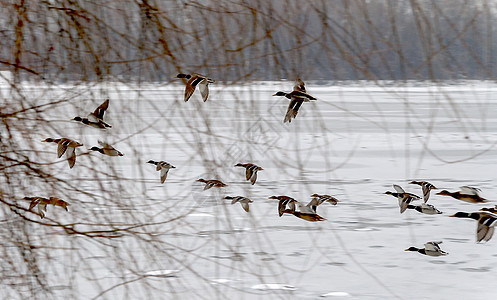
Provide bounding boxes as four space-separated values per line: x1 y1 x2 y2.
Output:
6 81 497 299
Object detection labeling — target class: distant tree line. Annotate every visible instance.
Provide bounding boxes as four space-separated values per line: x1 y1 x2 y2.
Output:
0 0 495 82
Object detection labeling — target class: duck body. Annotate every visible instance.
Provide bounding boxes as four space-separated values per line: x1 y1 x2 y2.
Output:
409 180 437 203
273 80 316 123
225 196 253 212
437 186 487 203
176 73 215 102
234 163 263 185
89 141 123 156
197 179 227 190
405 241 448 256
286 211 326 222
450 211 497 242
73 99 111 128
42 137 83 168
147 160 175 183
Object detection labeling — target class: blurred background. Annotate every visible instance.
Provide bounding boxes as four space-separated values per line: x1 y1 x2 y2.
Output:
1 1 497 299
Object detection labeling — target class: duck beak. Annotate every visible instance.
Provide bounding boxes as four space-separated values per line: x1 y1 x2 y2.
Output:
272 93 278 96
449 214 456 217
404 248 410 251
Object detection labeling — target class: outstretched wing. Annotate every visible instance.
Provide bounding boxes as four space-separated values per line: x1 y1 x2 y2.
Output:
477 223 494 242
160 168 169 184
460 186 480 195
393 185 405 193
284 98 303 123
240 201 250 212
57 142 68 158
66 147 76 169
184 79 197 102
293 79 306 93
93 99 109 120
198 80 209 102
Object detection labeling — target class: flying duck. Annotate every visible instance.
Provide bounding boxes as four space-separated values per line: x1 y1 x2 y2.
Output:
196 179 227 190
450 211 497 242
25 196 69 219
437 186 487 203
42 137 83 168
405 241 448 256
175 73 215 102
73 99 111 128
269 196 326 221
409 180 437 203
234 163 263 185
269 195 298 217
308 194 339 212
147 160 175 183
89 141 124 156
272 79 317 123
225 196 253 212
384 184 422 213
405 203 443 215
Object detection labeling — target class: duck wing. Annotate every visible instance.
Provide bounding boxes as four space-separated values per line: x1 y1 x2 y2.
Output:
460 186 480 195
293 79 306 93
66 147 76 169
476 213 497 242
184 77 197 102
240 200 250 212
57 142 68 158
399 195 414 213
306 198 322 213
230 197 241 205
91 99 109 120
284 97 303 123
424 241 443 251
246 166 258 184
160 168 169 184
422 184 432 203
29 198 41 210
198 79 210 102
477 223 494 242
393 185 405 193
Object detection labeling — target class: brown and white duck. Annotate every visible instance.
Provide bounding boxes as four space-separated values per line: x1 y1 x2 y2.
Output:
450 211 497 242
147 160 175 183
25 196 69 219
225 196 253 212
273 79 317 123
409 180 437 203
73 99 111 128
234 163 263 185
197 179 227 190
89 141 124 156
42 137 83 168
437 186 487 203
175 73 215 102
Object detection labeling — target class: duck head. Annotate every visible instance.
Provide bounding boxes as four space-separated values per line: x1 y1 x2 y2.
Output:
272 91 287 97
175 73 191 79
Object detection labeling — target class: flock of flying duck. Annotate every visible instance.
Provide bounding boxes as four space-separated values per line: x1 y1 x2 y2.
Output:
385 181 497 256
24 73 496 256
